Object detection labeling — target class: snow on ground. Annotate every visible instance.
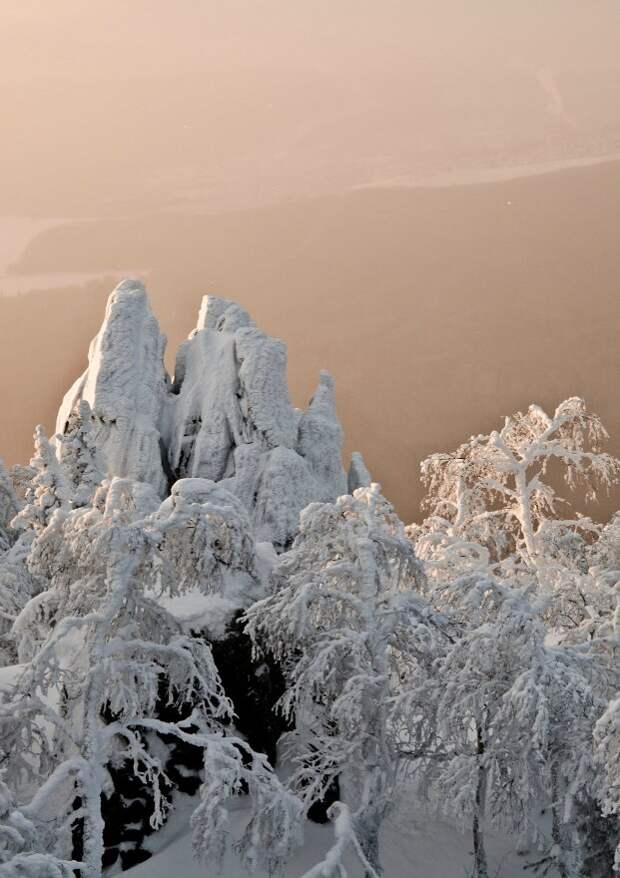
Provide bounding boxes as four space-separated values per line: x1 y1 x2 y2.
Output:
122 790 532 878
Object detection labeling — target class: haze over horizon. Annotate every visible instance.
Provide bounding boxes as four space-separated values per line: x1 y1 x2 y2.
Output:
3 1 620 215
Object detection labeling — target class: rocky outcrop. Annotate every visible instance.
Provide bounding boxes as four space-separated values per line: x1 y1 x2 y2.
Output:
164 294 346 546
347 451 372 493
297 371 347 502
165 296 298 483
56 280 169 495
56 282 350 547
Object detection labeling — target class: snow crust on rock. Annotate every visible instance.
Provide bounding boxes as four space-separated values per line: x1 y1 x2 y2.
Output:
166 297 298 479
56 279 169 495
297 371 347 501
55 284 349 547
347 451 372 493
164 294 346 546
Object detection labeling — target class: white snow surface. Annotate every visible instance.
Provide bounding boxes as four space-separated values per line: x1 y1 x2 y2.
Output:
121 790 528 878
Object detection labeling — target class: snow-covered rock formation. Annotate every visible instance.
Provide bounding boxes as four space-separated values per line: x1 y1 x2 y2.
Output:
55 283 352 547
56 280 170 496
165 295 347 546
347 450 372 493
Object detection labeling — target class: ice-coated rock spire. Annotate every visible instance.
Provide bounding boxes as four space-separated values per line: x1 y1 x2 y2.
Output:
297 371 347 501
165 294 346 546
56 279 170 495
165 295 298 482
56 283 348 547
348 451 372 493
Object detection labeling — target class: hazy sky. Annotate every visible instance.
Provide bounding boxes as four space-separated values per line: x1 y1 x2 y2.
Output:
4 1 620 79
3 1 620 218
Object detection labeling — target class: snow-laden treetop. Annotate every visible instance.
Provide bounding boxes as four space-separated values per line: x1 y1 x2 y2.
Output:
56 279 368 547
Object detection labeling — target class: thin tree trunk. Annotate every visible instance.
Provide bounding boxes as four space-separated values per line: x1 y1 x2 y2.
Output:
79 653 107 878
550 764 569 878
514 468 537 564
473 725 489 878
79 573 122 878
80 761 104 878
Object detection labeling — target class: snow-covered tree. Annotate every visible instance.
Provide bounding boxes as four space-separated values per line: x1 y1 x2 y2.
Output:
0 543 40 665
0 459 19 553
592 565 620 874
405 577 607 878
594 695 620 872
299 802 380 878
8 464 36 506
2 494 302 877
0 461 37 664
54 401 104 508
0 770 81 877
13 427 72 535
498 634 606 877
12 478 162 664
590 512 620 598
416 399 620 639
420 398 619 567
148 478 261 607
246 484 442 876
